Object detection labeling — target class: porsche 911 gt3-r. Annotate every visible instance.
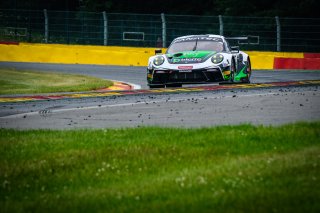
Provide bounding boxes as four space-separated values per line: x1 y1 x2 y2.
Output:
147 34 251 88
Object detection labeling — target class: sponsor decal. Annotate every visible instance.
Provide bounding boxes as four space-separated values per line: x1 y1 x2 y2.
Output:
173 58 181 63
170 58 203 64
180 58 202 62
173 36 222 43
178 66 193 70
166 51 215 64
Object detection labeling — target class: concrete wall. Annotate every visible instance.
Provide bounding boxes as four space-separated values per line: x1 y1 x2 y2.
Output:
0 43 318 70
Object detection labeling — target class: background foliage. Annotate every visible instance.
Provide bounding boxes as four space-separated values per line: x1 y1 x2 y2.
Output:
1 0 320 17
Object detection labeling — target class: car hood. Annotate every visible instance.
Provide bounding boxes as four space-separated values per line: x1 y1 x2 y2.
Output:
165 51 216 64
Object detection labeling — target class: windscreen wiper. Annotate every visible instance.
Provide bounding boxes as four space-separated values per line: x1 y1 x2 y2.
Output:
192 38 198 51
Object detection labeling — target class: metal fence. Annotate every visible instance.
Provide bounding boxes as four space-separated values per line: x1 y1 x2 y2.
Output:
0 9 320 52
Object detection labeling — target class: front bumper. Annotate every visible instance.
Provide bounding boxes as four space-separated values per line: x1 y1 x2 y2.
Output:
148 68 227 85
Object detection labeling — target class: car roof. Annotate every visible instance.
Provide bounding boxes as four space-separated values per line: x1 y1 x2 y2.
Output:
172 34 225 43
174 34 225 40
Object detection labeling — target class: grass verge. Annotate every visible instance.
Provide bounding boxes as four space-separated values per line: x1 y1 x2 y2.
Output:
0 122 319 213
0 68 113 95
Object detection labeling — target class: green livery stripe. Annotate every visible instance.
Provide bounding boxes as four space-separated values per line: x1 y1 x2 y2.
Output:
235 66 248 81
167 51 215 59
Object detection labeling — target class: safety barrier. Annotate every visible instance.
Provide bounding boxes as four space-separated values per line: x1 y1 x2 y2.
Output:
247 51 304 70
0 43 318 70
274 53 320 70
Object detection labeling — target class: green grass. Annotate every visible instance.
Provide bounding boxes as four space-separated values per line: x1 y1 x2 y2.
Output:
0 122 319 213
0 68 113 95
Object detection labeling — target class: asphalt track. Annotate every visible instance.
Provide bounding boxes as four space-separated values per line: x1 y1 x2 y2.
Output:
0 62 319 129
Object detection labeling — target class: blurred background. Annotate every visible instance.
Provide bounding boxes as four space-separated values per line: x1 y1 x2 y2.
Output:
0 0 319 51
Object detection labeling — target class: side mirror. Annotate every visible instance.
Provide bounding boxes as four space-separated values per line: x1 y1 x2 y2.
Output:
231 46 239 53
155 49 162 55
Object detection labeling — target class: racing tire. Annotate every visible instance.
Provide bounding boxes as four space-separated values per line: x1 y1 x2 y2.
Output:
241 58 251 83
166 84 182 88
229 58 236 83
149 85 165 89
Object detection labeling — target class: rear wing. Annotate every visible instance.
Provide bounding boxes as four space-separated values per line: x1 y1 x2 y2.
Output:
226 36 259 45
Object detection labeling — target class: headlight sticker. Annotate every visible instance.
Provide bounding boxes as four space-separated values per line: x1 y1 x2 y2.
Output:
211 54 224 64
153 56 165 66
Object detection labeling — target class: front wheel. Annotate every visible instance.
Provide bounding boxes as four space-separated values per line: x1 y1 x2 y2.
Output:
229 59 236 83
241 58 251 83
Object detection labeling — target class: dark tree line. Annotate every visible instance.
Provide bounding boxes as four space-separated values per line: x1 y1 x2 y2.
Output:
1 0 319 17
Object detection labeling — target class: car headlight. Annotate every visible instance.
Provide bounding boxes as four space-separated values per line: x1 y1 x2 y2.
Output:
211 54 224 64
153 56 165 66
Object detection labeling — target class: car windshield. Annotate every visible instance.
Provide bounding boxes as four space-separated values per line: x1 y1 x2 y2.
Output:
167 40 224 54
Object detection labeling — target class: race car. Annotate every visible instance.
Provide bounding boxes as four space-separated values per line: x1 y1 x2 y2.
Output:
147 34 251 88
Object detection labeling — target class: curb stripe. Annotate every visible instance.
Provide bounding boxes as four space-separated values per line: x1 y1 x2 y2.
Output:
0 80 319 103
95 81 133 91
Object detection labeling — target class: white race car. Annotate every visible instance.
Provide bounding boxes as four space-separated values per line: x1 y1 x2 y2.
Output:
147 34 251 88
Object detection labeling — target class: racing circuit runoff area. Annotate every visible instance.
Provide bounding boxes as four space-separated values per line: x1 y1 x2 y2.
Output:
0 43 320 129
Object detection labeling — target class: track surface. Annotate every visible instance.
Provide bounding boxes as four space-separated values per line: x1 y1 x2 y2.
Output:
0 62 319 129
1 62 320 89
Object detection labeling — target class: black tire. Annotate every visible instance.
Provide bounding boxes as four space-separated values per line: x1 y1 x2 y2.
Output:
229 58 236 82
241 58 251 83
166 84 182 88
149 85 165 89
